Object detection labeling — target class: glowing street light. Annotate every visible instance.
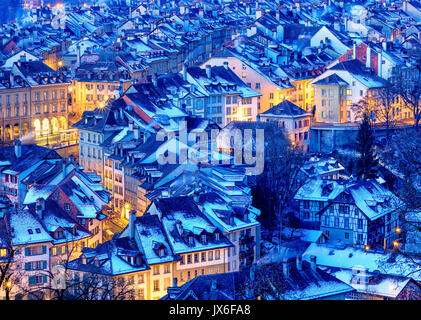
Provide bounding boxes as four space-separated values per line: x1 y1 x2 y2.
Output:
58 61 63 68
4 279 12 300
393 241 399 248
364 244 370 251
395 226 401 234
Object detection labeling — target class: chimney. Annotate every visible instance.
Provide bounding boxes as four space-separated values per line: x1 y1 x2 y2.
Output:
61 159 67 180
133 125 139 140
119 107 124 120
14 139 21 158
296 255 303 270
10 73 14 86
210 279 217 291
353 43 357 59
205 65 211 79
167 277 182 299
119 80 124 97
382 40 387 51
282 257 289 277
256 8 262 19
199 8 204 18
182 62 188 80
310 255 317 271
175 220 183 235
223 61 229 70
35 197 45 219
128 120 134 131
378 50 383 78
366 46 371 68
129 209 136 239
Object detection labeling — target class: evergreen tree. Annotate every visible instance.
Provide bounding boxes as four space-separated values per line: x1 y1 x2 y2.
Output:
356 113 378 180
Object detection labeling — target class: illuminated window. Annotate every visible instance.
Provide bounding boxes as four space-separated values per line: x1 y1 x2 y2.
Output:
153 266 160 275
164 265 170 273
153 280 159 291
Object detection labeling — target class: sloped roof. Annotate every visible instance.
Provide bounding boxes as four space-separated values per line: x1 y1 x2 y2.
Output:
260 100 311 118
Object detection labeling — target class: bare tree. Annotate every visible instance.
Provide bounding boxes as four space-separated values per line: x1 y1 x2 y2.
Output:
0 238 16 300
251 124 306 241
353 84 397 144
390 50 421 130
379 130 421 274
12 241 135 300
376 85 397 143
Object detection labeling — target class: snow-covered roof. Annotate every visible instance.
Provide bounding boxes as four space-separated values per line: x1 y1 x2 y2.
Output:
331 269 413 299
303 243 421 282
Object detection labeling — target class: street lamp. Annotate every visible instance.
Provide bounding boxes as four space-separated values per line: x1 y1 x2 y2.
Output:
364 244 370 251
4 279 12 300
395 226 401 234
124 203 130 220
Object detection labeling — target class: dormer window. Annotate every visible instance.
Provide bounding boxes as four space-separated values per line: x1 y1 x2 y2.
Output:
188 236 194 245
201 234 207 243
159 249 165 257
215 232 220 241
229 216 234 225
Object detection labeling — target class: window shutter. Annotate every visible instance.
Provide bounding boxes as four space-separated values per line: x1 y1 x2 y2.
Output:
42 246 47 254
43 275 48 283
25 262 31 271
28 276 35 285
43 261 47 269
25 248 29 256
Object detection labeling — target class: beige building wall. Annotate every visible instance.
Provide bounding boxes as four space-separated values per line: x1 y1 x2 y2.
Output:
313 85 347 123
203 57 285 114
174 248 229 286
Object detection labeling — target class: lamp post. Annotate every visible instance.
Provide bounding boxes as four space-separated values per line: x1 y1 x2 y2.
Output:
4 279 12 300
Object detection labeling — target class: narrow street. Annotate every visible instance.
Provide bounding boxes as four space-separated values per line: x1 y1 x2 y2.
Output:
102 214 128 242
